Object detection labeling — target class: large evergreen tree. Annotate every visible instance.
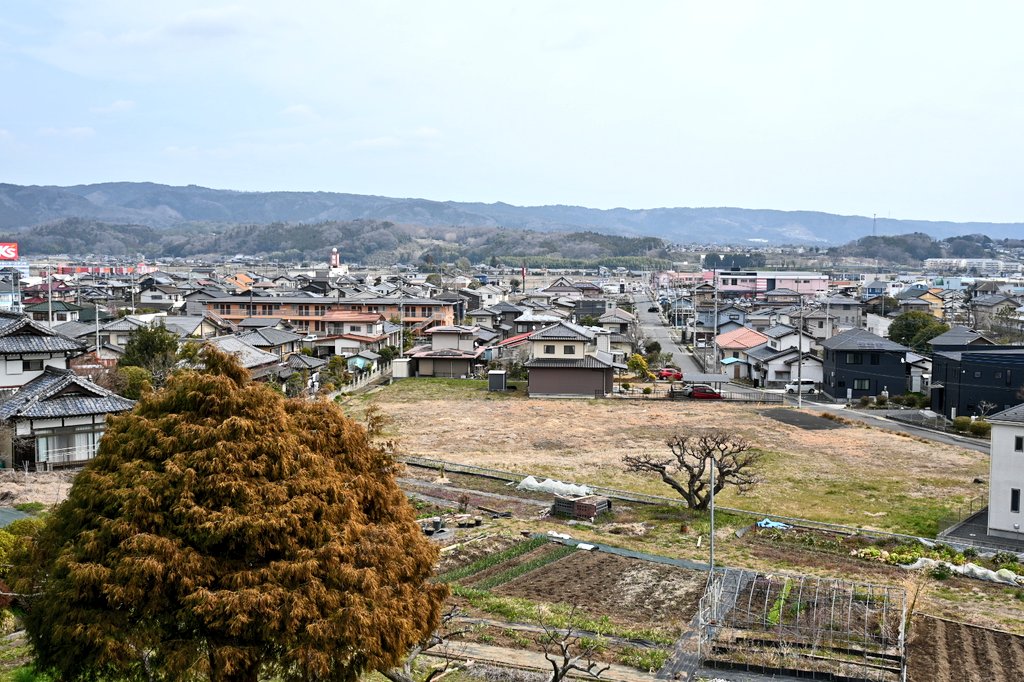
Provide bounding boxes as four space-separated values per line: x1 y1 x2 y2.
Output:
14 346 446 682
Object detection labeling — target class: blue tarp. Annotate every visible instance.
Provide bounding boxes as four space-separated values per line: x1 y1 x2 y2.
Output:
757 518 792 530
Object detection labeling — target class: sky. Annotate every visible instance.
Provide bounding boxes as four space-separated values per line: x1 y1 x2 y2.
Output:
2 1 1023 223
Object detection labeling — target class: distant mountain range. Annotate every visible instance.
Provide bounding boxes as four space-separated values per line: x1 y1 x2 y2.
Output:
1 182 1021 245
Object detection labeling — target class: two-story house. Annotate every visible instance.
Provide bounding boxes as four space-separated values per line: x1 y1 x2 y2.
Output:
986 405 1024 542
0 312 86 390
405 325 487 378
821 329 912 400
0 367 135 470
524 321 616 397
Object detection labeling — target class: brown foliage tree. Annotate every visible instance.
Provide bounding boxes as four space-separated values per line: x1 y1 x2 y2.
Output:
623 430 762 510
13 345 447 682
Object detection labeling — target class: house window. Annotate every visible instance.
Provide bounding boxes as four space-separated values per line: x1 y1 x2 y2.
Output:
846 353 862 365
1012 488 1021 514
563 345 576 354
853 379 870 390
732 351 739 358
974 371 982 378
350 325 361 332
297 305 311 317
1015 436 1024 452
23 359 44 372
261 304 274 315
995 371 1003 379
543 345 556 355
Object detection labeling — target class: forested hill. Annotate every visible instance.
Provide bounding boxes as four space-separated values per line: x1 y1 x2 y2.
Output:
827 232 1004 265
0 217 671 267
2 182 1023 245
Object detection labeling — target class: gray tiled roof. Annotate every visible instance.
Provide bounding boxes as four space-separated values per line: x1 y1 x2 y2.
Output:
820 328 909 352
762 324 797 339
528 321 595 341
288 353 327 370
0 367 134 420
525 355 613 369
238 328 303 347
207 336 281 369
0 314 85 354
928 326 994 347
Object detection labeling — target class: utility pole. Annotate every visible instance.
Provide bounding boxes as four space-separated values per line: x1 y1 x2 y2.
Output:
46 263 53 328
798 299 805 409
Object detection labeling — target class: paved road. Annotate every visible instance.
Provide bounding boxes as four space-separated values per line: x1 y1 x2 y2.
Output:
633 291 703 376
801 402 990 453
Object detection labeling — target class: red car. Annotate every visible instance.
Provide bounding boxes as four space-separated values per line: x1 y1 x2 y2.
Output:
656 368 683 380
687 385 723 400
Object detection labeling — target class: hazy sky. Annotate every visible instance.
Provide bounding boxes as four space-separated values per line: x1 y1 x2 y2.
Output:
2 1 1023 222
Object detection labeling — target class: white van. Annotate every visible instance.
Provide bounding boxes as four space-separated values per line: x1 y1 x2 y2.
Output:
784 380 816 394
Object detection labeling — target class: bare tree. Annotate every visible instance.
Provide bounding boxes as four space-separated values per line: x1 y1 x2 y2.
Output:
384 608 467 682
536 608 610 682
623 430 762 510
976 400 998 419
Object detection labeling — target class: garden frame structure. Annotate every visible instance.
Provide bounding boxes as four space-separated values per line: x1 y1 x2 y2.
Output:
697 568 907 682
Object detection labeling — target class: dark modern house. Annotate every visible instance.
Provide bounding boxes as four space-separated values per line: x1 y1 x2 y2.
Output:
821 329 912 400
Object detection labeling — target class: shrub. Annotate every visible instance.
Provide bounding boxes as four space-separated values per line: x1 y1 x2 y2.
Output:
620 382 631 391
994 551 1020 566
858 396 872 408
888 394 905 406
952 416 972 432
642 386 653 395
875 395 888 407
930 563 953 580
968 420 991 438
962 547 978 560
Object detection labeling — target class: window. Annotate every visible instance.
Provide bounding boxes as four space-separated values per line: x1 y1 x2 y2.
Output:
543 345 556 355
297 305 311 317
1013 488 1021 514
261 304 274 315
563 345 576 354
853 379 870 390
350 325 361 332
974 371 982 378
23 359 44 372
846 352 862 364
995 371 1003 379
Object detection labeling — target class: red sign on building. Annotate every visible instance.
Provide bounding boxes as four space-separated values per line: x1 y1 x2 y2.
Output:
0 243 18 260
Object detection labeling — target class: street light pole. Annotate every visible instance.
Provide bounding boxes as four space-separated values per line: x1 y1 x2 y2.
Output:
798 298 804 409
709 453 716 574
711 255 724 374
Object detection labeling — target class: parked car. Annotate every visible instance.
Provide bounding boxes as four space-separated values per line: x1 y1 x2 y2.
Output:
656 368 683 380
647 306 659 313
784 380 817 394
688 385 723 400
680 383 713 396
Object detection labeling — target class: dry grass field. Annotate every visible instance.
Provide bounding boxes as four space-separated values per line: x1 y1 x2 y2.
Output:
360 379 989 535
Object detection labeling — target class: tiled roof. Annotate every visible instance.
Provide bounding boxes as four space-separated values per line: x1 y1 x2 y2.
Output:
528 321 595 341
0 367 134 420
0 314 85 354
525 355 613 369
762 324 797 339
929 326 994 347
821 328 909 352
207 336 281 369
238 328 303 347
715 327 769 350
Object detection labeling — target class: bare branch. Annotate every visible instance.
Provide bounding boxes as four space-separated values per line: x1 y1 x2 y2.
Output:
623 429 762 510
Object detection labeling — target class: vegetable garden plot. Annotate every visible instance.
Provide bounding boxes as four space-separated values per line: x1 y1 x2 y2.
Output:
698 568 906 682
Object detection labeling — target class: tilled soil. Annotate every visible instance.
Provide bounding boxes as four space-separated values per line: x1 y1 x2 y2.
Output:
461 544 569 588
494 550 705 628
907 614 1024 682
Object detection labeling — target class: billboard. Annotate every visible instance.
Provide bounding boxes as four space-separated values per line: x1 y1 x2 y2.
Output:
0 243 18 260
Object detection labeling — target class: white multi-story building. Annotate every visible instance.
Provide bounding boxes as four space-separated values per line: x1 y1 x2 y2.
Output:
987 405 1024 540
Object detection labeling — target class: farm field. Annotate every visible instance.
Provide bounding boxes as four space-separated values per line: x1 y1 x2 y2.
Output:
361 382 989 536
907 615 1024 682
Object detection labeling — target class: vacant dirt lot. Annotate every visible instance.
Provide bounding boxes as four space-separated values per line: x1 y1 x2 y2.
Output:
368 388 989 532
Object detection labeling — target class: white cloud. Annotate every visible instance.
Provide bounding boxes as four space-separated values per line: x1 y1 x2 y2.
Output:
90 99 135 113
0 129 12 140
38 126 95 138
